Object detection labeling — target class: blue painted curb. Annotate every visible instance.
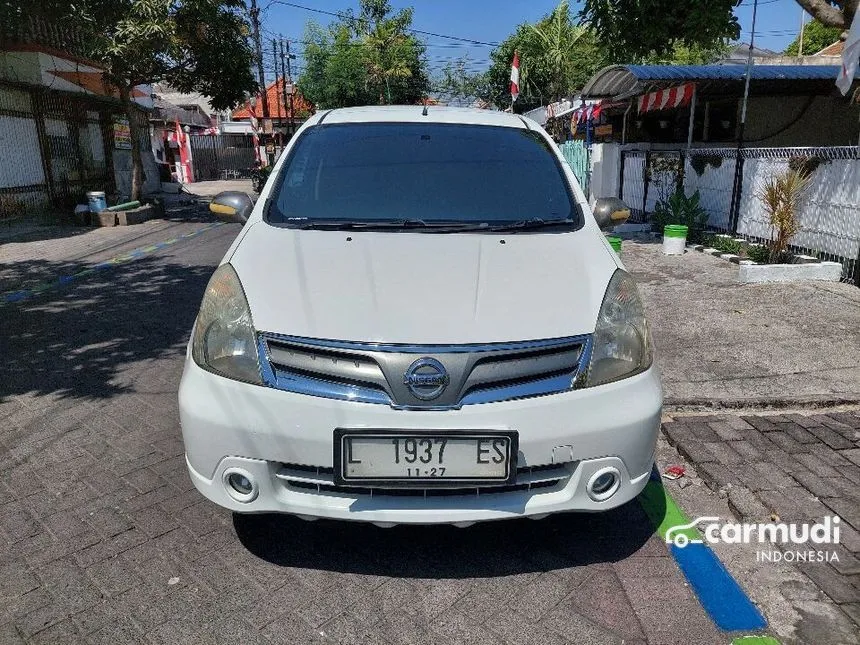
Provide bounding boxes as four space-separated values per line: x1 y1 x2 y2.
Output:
670 542 767 631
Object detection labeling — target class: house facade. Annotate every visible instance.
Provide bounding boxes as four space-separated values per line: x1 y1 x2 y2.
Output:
0 18 159 217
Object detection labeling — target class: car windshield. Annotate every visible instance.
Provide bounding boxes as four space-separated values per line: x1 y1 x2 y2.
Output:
267 122 580 229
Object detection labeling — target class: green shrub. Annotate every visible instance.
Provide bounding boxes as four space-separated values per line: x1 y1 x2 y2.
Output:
745 243 771 263
652 190 709 242
710 235 742 255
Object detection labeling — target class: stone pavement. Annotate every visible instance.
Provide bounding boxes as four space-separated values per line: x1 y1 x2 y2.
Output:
5 204 858 643
0 216 736 645
662 410 860 636
623 238 860 408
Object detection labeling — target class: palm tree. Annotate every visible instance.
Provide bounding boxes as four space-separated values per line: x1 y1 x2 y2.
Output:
527 0 587 101
362 22 412 104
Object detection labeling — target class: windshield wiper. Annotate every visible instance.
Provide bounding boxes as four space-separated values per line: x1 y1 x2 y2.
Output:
484 217 574 232
286 218 483 231
283 218 572 232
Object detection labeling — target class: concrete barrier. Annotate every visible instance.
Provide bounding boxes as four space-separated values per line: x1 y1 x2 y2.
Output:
738 261 843 283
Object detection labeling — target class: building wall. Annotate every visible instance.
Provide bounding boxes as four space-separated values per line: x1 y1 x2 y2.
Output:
589 143 620 203
744 95 860 147
0 80 158 216
113 119 160 199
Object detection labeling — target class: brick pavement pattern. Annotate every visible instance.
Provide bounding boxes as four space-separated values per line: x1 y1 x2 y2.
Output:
0 220 727 644
662 412 860 631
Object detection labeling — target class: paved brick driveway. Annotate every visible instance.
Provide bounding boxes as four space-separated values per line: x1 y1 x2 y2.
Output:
663 412 860 634
1 219 727 644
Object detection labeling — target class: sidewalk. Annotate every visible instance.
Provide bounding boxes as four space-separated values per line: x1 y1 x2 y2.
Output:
662 409 860 638
623 237 860 408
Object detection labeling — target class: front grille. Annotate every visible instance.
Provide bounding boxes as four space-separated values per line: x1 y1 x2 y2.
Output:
275 462 574 497
257 334 592 409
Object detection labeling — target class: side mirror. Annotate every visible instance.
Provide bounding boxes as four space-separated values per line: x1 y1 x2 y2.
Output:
209 191 253 224
592 197 630 231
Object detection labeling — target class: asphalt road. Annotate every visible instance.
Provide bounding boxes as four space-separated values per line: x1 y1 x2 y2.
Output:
0 215 781 644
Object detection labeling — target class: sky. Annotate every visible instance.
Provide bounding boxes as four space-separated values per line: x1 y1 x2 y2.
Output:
257 0 813 82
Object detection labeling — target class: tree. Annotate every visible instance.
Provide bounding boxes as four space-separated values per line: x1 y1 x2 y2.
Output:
300 24 370 108
297 0 429 109
5 1 257 200
579 0 858 57
432 57 488 106
479 0 730 112
784 19 843 54
481 1 608 111
795 0 858 29
640 42 731 65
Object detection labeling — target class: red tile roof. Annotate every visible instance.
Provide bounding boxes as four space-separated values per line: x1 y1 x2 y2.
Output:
815 41 844 56
232 78 314 120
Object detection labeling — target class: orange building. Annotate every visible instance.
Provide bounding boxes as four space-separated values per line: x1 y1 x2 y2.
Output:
231 78 314 129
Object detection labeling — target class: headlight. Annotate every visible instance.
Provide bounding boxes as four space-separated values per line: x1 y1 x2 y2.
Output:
583 270 652 387
191 263 262 385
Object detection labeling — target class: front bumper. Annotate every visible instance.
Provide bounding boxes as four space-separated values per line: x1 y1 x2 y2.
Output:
178 357 662 525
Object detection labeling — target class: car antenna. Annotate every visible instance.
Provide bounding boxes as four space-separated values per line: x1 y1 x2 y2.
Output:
422 99 428 117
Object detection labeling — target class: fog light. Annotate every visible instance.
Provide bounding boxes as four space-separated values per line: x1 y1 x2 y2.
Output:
228 473 253 495
591 472 616 495
586 467 621 502
222 468 258 502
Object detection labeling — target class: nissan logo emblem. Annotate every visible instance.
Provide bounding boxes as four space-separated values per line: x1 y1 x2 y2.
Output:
403 357 450 400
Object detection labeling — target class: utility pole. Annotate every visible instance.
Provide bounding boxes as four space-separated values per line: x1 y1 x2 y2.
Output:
249 0 269 123
284 39 296 138
798 8 806 57
272 38 282 124
279 37 288 136
728 0 759 235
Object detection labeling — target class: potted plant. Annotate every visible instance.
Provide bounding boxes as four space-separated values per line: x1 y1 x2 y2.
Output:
651 189 709 244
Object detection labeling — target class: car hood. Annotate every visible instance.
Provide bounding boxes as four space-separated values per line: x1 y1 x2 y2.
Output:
229 223 618 344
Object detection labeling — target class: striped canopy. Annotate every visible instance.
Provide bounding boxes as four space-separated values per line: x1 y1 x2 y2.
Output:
637 83 695 113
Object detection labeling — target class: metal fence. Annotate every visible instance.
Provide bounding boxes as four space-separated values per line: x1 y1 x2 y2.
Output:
559 140 589 197
189 134 256 181
0 81 117 218
619 150 647 222
619 145 860 284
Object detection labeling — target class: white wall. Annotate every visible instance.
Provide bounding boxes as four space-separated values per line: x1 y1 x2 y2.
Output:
683 156 736 231
0 115 45 188
589 143 620 203
738 158 860 260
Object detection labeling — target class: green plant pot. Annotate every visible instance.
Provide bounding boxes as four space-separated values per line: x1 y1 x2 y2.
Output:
606 236 622 255
663 224 688 239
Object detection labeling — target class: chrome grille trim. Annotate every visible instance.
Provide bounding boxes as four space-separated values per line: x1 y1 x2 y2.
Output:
275 462 575 496
258 333 592 409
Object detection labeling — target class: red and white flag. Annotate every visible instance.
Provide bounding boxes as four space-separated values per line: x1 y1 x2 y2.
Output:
836 10 860 95
249 113 261 164
510 51 520 102
174 118 193 183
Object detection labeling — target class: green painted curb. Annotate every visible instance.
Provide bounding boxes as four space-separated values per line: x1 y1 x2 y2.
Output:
638 480 699 543
731 637 781 645
638 481 781 645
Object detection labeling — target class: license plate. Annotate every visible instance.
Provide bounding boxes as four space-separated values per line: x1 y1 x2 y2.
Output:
334 430 518 486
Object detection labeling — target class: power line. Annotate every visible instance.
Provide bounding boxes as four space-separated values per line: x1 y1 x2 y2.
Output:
269 1 501 47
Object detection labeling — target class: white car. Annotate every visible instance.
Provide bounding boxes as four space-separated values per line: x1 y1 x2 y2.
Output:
179 106 661 526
